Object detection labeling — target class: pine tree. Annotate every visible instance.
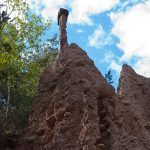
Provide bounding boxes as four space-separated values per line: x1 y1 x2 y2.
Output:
105 70 113 85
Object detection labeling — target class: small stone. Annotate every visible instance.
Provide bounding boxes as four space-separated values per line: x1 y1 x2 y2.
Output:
46 109 54 117
82 145 88 150
64 112 70 117
24 136 35 143
144 122 150 131
55 108 66 121
122 100 130 105
75 61 85 66
54 102 62 110
36 128 45 136
46 114 56 128
100 124 106 131
97 143 106 149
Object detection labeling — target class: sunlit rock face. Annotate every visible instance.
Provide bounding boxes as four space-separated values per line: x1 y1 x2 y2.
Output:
7 44 150 150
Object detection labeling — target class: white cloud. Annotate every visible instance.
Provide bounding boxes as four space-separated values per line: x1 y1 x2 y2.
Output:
100 51 114 63
69 0 119 25
110 60 121 74
88 25 113 48
26 0 119 24
100 51 121 74
134 58 150 77
110 1 150 77
76 29 83 33
113 0 146 13
26 0 69 21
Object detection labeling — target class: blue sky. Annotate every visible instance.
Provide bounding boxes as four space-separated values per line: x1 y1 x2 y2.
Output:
26 0 150 88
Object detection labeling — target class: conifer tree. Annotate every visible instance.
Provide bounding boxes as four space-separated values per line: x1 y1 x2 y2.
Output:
105 70 113 85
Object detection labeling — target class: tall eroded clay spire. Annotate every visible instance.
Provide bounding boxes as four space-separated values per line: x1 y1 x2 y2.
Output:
58 8 69 51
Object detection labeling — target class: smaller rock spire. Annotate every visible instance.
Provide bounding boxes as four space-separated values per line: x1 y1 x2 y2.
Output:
58 8 69 51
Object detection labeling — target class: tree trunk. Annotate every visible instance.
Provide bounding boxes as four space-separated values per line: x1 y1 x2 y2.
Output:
5 76 10 127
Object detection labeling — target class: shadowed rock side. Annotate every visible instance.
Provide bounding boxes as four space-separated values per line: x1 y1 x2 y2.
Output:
111 64 150 150
12 43 115 150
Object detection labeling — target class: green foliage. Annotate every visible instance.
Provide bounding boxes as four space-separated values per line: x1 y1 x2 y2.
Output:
105 70 113 85
0 0 58 131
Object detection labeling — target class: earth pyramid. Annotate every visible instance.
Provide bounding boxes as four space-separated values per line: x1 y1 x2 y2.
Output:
5 8 150 150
